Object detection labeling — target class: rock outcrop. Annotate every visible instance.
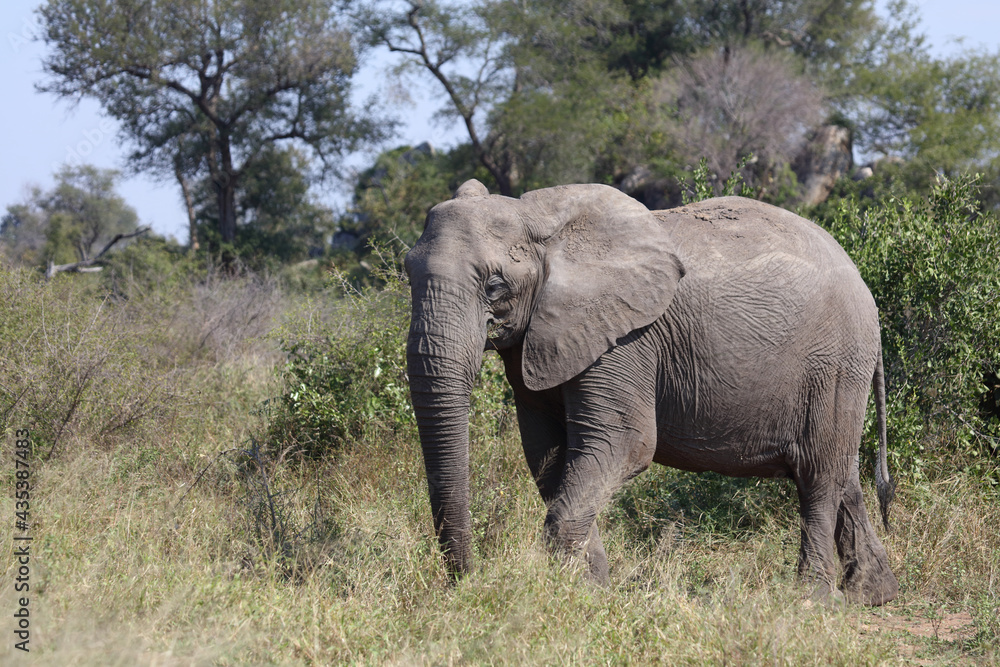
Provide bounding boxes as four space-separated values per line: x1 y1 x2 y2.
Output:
792 125 853 206
617 166 682 211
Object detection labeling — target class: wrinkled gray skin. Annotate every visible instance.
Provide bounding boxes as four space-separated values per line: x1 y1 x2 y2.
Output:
405 179 899 605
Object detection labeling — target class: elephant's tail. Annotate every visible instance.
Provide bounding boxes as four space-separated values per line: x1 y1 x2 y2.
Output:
874 349 895 531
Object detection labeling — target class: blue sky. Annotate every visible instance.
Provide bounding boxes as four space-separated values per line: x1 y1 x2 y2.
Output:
1 1 997 241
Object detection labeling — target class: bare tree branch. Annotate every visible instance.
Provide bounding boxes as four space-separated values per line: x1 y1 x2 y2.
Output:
377 2 514 194
46 226 151 279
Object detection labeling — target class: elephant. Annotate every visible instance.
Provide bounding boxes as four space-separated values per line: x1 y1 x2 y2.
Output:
404 178 899 606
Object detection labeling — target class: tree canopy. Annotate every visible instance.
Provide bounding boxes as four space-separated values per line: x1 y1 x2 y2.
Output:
24 0 1000 264
359 0 1000 204
1 165 140 269
37 0 389 248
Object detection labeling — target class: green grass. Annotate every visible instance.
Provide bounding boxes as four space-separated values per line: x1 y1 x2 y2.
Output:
1 265 998 665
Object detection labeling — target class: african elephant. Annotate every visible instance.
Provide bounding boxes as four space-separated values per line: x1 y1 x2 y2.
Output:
404 179 899 605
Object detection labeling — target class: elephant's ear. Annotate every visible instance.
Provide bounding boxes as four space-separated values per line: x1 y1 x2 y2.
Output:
521 189 684 391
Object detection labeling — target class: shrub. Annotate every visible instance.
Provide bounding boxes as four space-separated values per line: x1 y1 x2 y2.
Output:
0 257 288 462
821 175 1000 484
683 155 757 204
271 259 413 456
98 235 205 298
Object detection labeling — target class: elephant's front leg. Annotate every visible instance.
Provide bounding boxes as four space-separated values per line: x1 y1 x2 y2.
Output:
512 393 611 579
545 357 657 584
512 395 567 504
499 346 568 507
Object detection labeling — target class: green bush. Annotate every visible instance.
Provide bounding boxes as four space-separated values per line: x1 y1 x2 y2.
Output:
272 270 412 456
99 235 204 298
820 175 1000 484
683 155 757 204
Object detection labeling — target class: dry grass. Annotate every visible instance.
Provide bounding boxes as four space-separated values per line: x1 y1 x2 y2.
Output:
1 266 998 665
9 428 996 665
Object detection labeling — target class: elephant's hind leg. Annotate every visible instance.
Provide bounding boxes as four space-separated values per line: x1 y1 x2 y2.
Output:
793 468 844 600
835 459 899 605
791 374 864 601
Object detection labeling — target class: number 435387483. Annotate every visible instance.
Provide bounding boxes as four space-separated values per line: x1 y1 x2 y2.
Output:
14 430 30 525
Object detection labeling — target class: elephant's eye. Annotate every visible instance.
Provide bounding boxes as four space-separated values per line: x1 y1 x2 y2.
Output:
485 275 510 303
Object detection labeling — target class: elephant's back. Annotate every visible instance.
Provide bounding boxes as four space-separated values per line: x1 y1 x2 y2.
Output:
654 197 856 277
654 197 874 318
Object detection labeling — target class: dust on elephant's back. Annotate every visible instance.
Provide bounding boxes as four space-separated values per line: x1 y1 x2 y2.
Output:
657 197 859 271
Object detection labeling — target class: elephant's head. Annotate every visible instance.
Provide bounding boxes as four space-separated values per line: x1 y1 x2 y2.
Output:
404 179 685 575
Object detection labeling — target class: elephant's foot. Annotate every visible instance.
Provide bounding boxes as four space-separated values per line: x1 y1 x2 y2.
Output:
842 579 898 606
835 488 899 606
797 562 841 607
545 517 610 585
583 526 609 586
802 580 846 609
840 552 899 606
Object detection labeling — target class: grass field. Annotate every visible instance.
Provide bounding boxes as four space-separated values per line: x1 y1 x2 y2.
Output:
1 267 998 665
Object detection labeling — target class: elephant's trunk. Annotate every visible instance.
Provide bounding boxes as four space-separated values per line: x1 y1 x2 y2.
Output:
407 301 485 576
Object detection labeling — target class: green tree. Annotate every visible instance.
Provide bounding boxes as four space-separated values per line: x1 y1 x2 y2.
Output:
365 0 1000 207
846 48 1000 183
597 0 695 80
0 204 46 268
362 0 520 194
363 0 654 195
191 145 338 265
684 0 880 65
38 0 388 246
333 142 482 282
506 0 883 85
1 165 140 269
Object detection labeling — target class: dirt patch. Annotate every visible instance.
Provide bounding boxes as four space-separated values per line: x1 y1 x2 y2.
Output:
864 611 975 643
860 611 976 663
